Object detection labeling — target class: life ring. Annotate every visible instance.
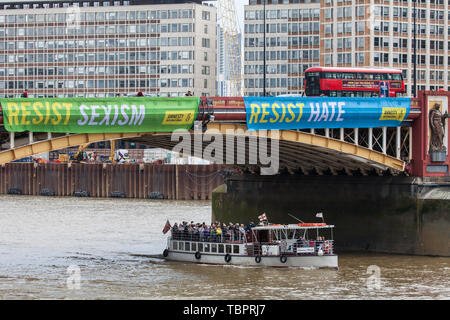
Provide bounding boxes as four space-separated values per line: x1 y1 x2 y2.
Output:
255 255 262 263
224 254 232 263
195 251 201 260
163 249 169 257
280 255 287 264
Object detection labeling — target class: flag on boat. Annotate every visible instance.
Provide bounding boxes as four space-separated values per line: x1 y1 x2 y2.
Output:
316 212 323 218
162 220 171 234
258 213 267 221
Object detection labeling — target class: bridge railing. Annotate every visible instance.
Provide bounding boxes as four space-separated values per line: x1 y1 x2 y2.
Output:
0 96 423 167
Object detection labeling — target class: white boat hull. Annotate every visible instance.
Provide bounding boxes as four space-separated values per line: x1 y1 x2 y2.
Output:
165 251 338 269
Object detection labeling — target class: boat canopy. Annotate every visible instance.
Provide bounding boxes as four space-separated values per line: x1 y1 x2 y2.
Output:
251 223 334 231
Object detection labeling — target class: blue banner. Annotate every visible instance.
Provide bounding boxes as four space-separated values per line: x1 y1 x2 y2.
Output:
244 97 411 131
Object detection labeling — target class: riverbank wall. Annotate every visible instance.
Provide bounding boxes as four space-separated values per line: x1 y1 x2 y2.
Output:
0 163 225 200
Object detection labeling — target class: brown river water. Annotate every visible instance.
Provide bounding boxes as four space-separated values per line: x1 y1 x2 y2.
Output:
0 195 448 300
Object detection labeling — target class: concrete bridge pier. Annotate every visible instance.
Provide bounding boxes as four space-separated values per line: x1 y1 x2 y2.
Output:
212 175 450 257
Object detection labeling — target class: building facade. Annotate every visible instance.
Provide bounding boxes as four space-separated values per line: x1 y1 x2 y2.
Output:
244 0 449 97
217 25 242 97
244 0 321 97
0 0 217 98
321 0 449 96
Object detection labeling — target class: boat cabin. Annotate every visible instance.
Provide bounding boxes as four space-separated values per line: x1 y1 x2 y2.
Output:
248 223 335 256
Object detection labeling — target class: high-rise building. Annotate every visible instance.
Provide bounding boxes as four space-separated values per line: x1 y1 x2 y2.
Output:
217 24 242 96
321 0 449 96
244 0 449 97
0 0 217 98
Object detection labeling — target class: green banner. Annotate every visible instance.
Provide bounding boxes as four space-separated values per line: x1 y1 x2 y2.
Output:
0 97 199 133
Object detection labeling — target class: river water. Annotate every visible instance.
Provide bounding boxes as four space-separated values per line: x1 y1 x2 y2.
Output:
0 195 448 300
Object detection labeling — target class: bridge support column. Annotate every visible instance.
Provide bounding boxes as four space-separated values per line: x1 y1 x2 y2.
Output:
10 132 14 149
396 126 401 159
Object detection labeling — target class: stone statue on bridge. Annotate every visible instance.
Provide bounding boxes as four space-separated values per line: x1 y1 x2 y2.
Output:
429 103 449 153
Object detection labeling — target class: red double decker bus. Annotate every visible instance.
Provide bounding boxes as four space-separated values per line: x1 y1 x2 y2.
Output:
304 67 405 97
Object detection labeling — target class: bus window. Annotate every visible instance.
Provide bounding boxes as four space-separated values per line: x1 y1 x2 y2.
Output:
342 73 355 79
364 73 374 80
392 73 402 80
305 72 320 96
374 73 383 80
324 72 338 79
383 73 392 80
356 73 365 79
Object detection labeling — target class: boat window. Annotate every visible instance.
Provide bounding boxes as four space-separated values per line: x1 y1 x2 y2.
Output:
211 244 217 253
226 245 232 254
185 242 190 251
218 244 224 253
204 243 209 253
233 245 239 254
172 241 178 250
179 242 184 250
191 242 197 252
198 243 203 252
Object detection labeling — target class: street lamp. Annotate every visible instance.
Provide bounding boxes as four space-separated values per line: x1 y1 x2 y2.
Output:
413 0 417 98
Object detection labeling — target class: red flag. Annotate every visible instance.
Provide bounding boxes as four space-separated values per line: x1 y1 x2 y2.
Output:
162 220 171 234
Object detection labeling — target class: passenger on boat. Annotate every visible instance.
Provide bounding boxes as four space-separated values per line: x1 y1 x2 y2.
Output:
216 225 222 242
210 224 216 242
203 225 209 241
239 224 246 236
198 224 204 241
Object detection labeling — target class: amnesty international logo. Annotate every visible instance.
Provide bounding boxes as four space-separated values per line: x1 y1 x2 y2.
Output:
162 110 195 125
379 108 407 121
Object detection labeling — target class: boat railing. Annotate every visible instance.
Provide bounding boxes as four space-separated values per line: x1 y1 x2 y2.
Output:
169 230 248 244
245 240 334 256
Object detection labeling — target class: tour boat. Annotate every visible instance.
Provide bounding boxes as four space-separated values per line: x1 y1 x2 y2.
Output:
162 222 338 269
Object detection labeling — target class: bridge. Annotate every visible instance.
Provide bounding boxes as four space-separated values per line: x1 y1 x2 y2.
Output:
0 91 448 257
0 92 439 177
